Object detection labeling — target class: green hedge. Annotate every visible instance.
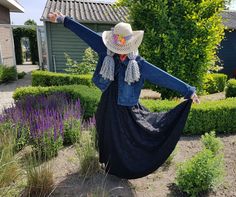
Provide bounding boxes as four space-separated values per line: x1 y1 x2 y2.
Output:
13 85 101 119
202 73 228 94
141 98 236 135
225 79 236 98
144 73 228 96
13 85 236 134
32 70 93 87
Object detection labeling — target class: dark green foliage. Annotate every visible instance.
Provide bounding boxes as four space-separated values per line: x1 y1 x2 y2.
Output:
65 47 98 75
17 71 26 79
203 73 228 94
225 79 236 97
141 98 236 134
13 85 101 119
118 0 225 98
175 132 225 196
0 65 17 83
32 133 63 160
32 70 93 87
63 118 81 145
13 27 39 65
24 19 37 26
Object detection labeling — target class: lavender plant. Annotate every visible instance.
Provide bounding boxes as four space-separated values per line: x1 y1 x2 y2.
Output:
0 93 82 159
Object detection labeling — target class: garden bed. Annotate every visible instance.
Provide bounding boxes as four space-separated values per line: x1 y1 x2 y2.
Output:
17 133 235 197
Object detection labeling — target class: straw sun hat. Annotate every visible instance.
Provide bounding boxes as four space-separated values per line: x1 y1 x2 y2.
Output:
102 22 144 54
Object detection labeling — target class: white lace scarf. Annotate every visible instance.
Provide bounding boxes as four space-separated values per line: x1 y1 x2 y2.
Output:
99 49 140 85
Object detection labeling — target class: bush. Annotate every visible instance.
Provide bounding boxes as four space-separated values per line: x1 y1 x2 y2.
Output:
17 71 26 79
225 79 236 98
203 73 227 94
118 0 225 98
32 70 93 87
0 65 17 83
175 132 225 196
176 149 224 196
64 47 98 74
141 98 236 134
63 118 81 145
201 131 223 156
13 85 101 119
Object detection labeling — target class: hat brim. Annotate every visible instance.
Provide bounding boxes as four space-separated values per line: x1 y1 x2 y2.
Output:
102 30 144 54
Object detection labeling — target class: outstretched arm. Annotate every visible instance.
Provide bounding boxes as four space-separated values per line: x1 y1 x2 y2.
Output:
48 12 107 55
141 58 199 102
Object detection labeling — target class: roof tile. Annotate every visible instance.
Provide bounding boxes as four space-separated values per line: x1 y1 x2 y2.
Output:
41 0 129 24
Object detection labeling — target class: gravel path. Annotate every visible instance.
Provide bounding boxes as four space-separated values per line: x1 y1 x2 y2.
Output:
0 65 38 113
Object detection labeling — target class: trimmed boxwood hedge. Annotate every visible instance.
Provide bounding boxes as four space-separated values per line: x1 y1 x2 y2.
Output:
225 79 236 98
202 73 227 94
143 73 228 96
141 98 236 135
13 85 236 134
13 85 101 119
32 70 93 87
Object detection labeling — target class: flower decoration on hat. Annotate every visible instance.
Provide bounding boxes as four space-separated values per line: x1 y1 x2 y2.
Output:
112 28 132 46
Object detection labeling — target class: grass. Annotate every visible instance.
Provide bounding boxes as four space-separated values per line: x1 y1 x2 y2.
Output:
24 152 54 197
76 128 100 177
0 122 24 197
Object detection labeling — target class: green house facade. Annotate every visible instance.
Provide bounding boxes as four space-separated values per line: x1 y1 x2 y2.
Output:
41 0 128 72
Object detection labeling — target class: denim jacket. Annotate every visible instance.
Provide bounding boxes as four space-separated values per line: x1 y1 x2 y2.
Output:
63 17 196 106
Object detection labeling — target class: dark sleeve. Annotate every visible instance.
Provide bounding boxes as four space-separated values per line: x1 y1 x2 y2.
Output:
63 16 107 55
141 59 196 99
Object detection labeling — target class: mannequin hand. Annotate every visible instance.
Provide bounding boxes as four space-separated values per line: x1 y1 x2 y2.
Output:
47 11 64 23
191 93 200 104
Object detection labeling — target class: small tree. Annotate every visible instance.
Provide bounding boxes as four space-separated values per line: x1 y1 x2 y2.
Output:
65 47 98 75
117 0 226 98
24 19 37 26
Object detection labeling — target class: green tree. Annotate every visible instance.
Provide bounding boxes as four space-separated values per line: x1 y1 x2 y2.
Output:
24 19 37 26
117 0 225 98
65 47 98 75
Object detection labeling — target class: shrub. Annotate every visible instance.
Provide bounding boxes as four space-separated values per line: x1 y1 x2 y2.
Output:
64 47 98 74
141 98 236 134
175 132 225 196
18 71 26 79
13 85 101 119
118 0 225 98
32 70 93 87
176 149 224 196
201 131 223 156
0 64 17 83
63 117 81 145
225 79 236 98
1 93 83 159
203 73 227 94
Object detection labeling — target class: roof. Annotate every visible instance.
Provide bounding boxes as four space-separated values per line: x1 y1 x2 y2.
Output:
221 10 236 29
41 0 129 24
0 0 24 12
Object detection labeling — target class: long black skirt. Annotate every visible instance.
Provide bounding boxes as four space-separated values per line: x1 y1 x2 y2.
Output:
95 78 192 179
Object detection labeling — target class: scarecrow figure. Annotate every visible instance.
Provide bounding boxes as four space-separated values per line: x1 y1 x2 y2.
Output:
48 12 200 179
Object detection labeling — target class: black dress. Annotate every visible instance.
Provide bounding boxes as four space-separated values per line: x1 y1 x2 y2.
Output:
95 62 192 180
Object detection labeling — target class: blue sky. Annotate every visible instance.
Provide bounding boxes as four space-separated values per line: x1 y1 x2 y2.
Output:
10 0 115 25
10 0 236 25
